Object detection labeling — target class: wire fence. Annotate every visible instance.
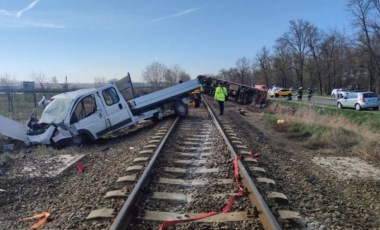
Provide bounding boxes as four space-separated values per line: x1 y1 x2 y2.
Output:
0 91 59 122
0 86 156 123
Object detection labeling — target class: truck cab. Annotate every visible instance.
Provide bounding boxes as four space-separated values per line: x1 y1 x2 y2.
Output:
27 85 133 146
25 74 200 147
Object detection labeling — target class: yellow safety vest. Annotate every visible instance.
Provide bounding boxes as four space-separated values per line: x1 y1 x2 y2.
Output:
214 86 227 101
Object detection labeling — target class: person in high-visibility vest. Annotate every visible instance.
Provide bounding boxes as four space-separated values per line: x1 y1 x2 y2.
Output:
214 82 228 116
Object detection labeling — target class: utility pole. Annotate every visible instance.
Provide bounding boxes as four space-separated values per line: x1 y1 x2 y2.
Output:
65 76 68 92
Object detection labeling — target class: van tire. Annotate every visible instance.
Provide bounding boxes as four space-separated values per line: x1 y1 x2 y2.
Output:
337 102 343 109
355 104 361 111
73 132 93 146
174 101 188 117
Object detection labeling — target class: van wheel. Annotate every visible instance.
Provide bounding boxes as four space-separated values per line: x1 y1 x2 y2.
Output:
72 133 92 146
174 101 188 117
53 138 71 149
355 104 361 111
337 102 343 109
152 113 161 124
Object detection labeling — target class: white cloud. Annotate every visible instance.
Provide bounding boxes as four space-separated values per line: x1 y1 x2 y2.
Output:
0 0 40 18
0 1 64 29
0 9 13 17
15 0 40 18
27 21 65 29
151 8 201 22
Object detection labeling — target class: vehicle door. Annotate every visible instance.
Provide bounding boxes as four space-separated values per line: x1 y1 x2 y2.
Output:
69 94 108 139
344 93 357 108
100 87 133 132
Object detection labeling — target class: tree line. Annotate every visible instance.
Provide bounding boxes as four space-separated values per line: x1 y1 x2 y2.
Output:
209 0 380 95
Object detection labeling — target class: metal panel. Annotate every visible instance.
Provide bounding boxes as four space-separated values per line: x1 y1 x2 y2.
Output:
130 79 199 109
0 115 29 143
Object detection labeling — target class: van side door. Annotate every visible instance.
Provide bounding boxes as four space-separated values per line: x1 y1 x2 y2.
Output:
69 94 108 139
100 87 133 134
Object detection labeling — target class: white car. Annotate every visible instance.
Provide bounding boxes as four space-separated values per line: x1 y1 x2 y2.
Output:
337 92 379 110
331 88 349 98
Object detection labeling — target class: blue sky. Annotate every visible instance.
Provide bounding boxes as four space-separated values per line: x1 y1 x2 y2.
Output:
0 0 351 83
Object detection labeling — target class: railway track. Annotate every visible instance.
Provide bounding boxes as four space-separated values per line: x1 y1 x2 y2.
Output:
86 98 301 229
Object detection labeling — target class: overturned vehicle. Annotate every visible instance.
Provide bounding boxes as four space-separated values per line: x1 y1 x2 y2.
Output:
0 74 201 148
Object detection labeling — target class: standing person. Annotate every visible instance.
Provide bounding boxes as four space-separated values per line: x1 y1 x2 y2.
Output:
297 87 303 101
222 83 228 101
214 82 228 116
307 88 312 100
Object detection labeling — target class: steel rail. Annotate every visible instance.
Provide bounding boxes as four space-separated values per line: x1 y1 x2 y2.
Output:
203 97 281 230
110 117 180 230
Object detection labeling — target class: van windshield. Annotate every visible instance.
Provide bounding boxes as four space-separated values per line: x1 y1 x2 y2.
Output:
39 98 72 124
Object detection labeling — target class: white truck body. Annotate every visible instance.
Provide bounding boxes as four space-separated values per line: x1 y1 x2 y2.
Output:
0 75 200 147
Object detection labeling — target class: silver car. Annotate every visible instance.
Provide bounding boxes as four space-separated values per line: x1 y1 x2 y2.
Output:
337 92 379 111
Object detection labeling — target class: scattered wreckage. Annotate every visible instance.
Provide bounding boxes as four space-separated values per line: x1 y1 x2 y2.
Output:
0 74 200 148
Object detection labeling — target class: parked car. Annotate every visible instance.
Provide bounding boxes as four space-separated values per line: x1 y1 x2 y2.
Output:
331 88 349 98
268 87 282 97
274 89 293 97
337 92 379 111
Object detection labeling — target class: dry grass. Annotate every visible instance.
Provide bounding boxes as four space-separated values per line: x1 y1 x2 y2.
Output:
267 103 380 164
269 103 380 141
353 140 380 163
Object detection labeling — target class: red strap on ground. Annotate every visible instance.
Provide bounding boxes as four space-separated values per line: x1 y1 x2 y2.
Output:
158 211 218 230
76 162 85 173
19 211 50 230
158 151 261 230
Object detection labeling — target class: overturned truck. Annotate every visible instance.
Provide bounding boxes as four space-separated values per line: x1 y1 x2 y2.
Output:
0 74 200 148
198 75 267 105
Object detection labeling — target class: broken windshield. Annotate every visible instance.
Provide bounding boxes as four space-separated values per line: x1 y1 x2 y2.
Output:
39 98 72 124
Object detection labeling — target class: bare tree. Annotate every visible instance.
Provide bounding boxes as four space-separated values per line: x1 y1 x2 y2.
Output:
0 74 16 114
306 23 324 93
347 0 380 91
178 71 191 82
31 72 48 90
164 64 190 86
255 47 272 87
143 61 168 90
277 19 313 87
220 67 240 83
273 43 293 88
235 57 251 84
51 76 58 84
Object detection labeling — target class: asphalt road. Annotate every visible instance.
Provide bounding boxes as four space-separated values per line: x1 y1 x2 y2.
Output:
268 95 380 113
269 95 337 107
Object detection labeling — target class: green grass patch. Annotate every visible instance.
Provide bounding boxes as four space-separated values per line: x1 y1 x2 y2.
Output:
288 122 328 139
262 113 278 124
